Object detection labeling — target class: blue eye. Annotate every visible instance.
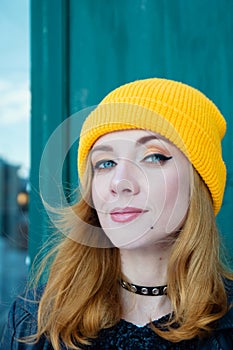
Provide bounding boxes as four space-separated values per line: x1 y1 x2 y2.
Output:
143 154 172 164
94 159 117 169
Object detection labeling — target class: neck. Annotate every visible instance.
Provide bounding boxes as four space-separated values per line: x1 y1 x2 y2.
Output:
119 244 172 325
120 244 171 286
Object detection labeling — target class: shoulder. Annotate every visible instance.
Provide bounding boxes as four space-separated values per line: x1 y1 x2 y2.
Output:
207 278 233 349
12 284 45 327
224 278 233 304
0 285 48 350
222 277 233 328
216 278 233 329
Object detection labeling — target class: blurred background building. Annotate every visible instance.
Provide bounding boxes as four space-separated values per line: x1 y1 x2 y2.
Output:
0 0 29 335
1 0 233 338
0 159 29 247
0 159 29 335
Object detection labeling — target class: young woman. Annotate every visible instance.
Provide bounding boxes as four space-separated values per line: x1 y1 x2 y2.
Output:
1 78 233 349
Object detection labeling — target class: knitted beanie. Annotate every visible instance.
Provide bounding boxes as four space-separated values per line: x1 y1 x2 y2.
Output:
78 78 226 215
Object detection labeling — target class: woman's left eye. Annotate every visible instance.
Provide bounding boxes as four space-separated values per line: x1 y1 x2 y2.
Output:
143 153 172 164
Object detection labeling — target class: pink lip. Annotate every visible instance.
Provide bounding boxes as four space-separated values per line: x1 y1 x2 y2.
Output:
110 207 148 223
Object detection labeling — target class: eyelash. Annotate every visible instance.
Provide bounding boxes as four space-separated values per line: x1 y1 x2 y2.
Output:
94 159 117 170
143 153 172 164
93 154 172 170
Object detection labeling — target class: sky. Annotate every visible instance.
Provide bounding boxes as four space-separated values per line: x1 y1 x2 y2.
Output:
0 0 30 178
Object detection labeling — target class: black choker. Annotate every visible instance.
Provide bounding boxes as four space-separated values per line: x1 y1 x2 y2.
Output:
119 278 167 296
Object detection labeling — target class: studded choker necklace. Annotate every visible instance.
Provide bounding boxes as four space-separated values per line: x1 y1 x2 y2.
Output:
119 278 167 296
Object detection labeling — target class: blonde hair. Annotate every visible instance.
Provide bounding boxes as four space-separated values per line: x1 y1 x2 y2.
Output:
28 167 232 349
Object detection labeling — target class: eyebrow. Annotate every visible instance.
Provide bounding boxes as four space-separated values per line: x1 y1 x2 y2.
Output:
136 135 158 146
91 135 159 155
91 145 114 155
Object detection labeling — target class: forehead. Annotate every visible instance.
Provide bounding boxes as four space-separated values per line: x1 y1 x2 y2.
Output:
92 129 169 147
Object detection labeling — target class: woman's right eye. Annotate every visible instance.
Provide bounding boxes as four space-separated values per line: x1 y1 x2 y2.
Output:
94 159 117 170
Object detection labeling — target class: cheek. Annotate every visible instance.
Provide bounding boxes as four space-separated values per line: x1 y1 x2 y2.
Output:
165 172 182 205
163 165 190 232
91 175 112 212
92 179 103 211
146 168 178 200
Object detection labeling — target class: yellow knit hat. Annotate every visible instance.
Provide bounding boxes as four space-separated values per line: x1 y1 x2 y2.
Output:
78 78 226 215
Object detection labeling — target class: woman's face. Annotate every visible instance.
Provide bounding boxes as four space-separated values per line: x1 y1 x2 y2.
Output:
91 130 191 249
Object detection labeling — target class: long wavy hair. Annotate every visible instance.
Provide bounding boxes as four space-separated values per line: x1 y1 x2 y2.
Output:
27 163 232 349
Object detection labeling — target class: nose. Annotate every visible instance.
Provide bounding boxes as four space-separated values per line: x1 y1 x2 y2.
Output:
110 160 140 196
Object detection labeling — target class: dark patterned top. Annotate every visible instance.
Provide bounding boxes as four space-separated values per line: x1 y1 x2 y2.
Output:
84 315 199 349
1 281 233 349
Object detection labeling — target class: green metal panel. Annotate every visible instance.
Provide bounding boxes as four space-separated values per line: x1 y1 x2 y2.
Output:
30 0 233 266
29 0 70 262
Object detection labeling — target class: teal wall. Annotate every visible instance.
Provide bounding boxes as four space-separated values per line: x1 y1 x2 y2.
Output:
30 0 233 266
